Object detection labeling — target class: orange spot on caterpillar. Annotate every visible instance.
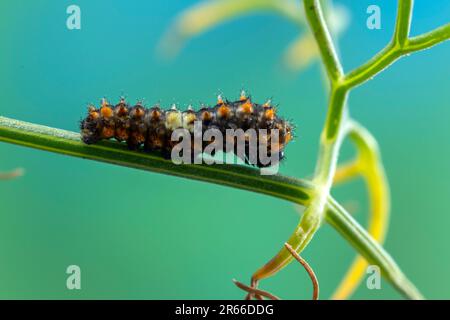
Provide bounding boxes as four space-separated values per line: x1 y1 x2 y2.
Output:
240 100 253 114
264 108 275 121
218 105 231 118
87 105 99 119
284 131 292 144
89 111 99 120
101 106 113 118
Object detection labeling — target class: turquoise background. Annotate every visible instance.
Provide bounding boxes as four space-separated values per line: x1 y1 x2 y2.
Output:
0 0 449 299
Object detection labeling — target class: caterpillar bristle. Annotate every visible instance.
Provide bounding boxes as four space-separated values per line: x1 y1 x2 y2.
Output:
239 90 247 101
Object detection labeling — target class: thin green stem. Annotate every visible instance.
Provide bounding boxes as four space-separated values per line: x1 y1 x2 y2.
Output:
344 1 450 89
303 0 348 187
343 43 400 89
321 86 349 142
325 197 423 300
303 0 343 82
0 116 314 206
341 0 413 90
407 22 450 51
301 0 349 192
394 0 414 46
313 87 349 189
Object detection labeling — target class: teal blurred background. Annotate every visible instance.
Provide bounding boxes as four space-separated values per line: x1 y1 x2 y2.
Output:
0 0 449 299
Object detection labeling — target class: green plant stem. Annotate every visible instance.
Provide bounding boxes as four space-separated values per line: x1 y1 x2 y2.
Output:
394 0 413 46
303 0 343 82
407 23 450 51
303 0 348 187
345 4 450 89
0 116 314 205
325 197 423 300
303 0 349 228
343 43 400 89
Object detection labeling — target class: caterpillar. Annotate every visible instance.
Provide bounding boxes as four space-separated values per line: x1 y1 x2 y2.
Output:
80 92 294 167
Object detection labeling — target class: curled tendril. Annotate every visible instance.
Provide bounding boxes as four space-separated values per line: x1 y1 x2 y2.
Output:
0 168 24 180
234 243 319 300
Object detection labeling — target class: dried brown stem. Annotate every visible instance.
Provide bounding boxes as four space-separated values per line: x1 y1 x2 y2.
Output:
284 243 319 300
232 279 280 300
234 243 319 300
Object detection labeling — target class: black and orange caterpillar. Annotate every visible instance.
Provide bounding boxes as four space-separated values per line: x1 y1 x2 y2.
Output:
80 92 294 167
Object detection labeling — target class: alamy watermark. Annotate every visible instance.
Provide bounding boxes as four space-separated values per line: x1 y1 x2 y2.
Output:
66 5 81 30
66 265 81 290
366 265 381 290
367 5 381 30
